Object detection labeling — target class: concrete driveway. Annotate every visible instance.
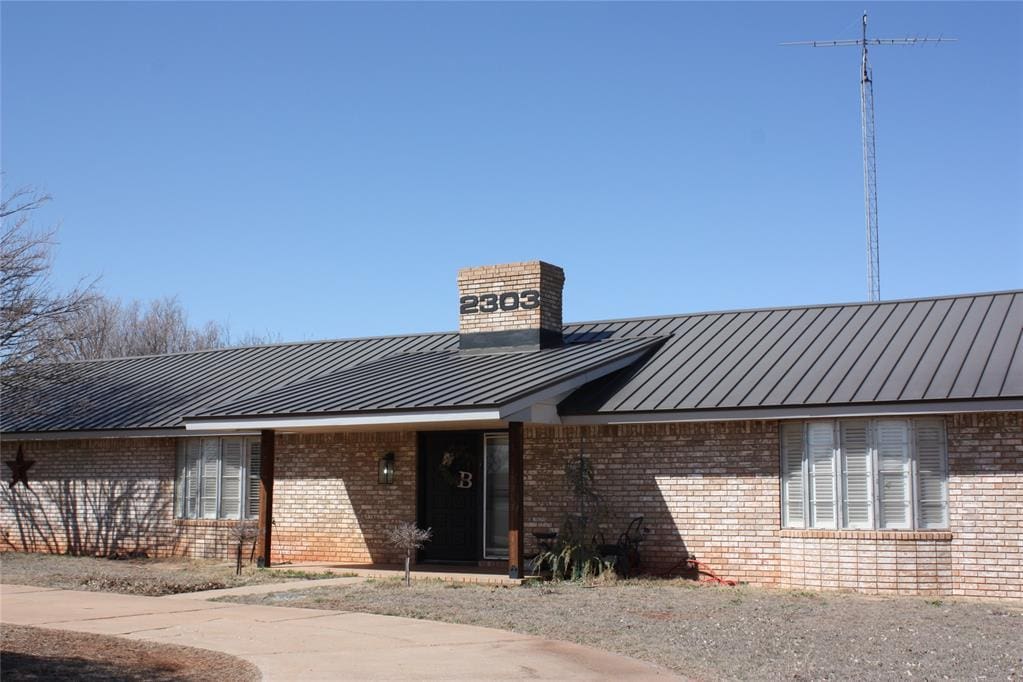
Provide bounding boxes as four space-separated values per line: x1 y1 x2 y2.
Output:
0 584 677 680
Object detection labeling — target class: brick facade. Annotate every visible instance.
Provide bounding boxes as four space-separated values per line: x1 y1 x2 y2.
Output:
2 411 1020 600
271 431 417 564
523 421 781 586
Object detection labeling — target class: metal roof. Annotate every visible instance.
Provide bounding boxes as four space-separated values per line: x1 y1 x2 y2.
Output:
560 290 1023 415
4 332 459 432
4 290 1021 434
187 337 663 420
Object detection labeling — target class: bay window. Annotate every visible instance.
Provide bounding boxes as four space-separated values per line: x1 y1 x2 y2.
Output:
781 418 948 530
175 437 261 520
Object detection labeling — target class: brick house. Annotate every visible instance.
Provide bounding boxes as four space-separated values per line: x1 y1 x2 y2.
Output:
2 262 1020 600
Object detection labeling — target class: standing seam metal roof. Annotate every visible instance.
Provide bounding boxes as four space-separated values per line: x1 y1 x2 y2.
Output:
4 290 1021 433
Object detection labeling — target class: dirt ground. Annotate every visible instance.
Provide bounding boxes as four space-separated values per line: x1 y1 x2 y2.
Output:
0 552 340 596
1 623 260 681
223 578 1022 681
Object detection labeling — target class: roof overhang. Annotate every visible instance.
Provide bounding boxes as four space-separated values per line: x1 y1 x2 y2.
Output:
183 408 506 433
560 398 1023 425
182 340 657 432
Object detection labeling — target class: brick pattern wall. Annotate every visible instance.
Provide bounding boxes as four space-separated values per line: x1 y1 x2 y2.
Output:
947 412 1022 600
523 422 782 586
778 531 953 595
1 411 1019 600
271 431 417 565
457 261 564 337
0 438 243 558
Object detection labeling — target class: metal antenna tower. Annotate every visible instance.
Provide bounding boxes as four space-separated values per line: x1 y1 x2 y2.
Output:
783 12 956 302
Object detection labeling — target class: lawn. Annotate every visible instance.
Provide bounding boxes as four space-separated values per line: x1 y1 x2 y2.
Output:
0 551 338 596
221 578 1022 681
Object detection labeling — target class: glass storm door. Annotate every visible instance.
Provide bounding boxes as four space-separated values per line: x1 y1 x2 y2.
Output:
484 433 510 558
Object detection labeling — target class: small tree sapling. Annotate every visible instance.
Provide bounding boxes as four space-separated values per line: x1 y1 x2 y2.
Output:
387 522 432 587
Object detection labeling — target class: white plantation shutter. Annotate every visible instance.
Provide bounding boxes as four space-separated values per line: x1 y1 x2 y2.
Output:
808 422 838 528
840 421 873 529
175 442 185 517
876 419 911 529
781 423 806 527
201 438 221 519
914 419 948 529
247 439 262 519
185 439 202 518
220 438 244 519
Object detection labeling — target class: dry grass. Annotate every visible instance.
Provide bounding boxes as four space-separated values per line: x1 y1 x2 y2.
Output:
223 577 1023 681
0 551 337 596
1 623 260 681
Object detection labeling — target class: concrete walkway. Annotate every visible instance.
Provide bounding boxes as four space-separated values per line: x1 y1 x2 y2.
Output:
0 584 677 680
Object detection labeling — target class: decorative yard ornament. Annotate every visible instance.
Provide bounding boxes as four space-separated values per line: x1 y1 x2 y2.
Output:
6 445 35 489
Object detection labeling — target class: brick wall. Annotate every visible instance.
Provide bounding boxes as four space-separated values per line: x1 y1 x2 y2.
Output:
523 421 782 587
947 412 1022 600
0 437 241 558
457 261 564 340
271 431 417 564
777 531 953 595
524 414 1021 599
1 410 1019 600
0 438 175 556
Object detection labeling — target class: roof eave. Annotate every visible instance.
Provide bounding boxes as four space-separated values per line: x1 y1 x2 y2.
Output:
560 398 1023 425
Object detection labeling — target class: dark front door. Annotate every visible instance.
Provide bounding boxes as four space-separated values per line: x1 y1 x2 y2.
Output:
419 432 481 562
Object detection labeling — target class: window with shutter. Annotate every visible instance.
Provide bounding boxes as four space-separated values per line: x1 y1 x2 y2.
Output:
200 438 221 519
247 440 261 519
781 423 806 528
840 420 872 529
174 437 263 520
175 442 184 518
220 438 244 519
875 419 911 529
779 418 946 531
914 419 948 529
807 422 837 528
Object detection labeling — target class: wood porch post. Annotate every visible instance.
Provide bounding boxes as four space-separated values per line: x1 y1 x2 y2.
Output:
508 421 524 579
255 429 275 568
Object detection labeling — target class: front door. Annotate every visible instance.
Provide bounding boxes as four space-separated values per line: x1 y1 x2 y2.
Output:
418 432 481 562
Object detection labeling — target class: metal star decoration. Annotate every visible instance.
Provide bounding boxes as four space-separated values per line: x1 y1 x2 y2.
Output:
6 445 35 489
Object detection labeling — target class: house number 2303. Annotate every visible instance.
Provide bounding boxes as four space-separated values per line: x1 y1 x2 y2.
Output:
460 290 540 315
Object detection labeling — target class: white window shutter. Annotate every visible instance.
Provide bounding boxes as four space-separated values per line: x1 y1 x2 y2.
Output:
186 439 202 518
781 423 806 527
840 420 873 529
175 441 185 517
808 422 837 528
876 419 911 529
247 439 262 519
220 438 243 519
201 438 221 519
914 419 948 529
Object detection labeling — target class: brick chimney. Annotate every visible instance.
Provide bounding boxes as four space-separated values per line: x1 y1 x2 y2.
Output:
457 261 565 351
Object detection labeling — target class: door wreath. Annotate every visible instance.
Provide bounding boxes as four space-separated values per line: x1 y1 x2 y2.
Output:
439 449 474 488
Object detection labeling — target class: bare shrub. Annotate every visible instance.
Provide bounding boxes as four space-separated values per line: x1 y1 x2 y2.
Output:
229 520 259 576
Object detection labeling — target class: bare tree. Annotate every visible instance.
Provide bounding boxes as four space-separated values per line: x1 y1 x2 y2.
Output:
56 295 282 361
1 187 97 393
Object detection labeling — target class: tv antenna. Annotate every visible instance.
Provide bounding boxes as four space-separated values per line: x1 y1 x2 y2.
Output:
783 12 956 302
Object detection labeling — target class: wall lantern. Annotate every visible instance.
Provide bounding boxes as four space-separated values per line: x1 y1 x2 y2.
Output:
378 452 396 485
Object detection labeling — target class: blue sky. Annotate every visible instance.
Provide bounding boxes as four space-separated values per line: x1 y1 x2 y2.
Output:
3 2 1020 342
